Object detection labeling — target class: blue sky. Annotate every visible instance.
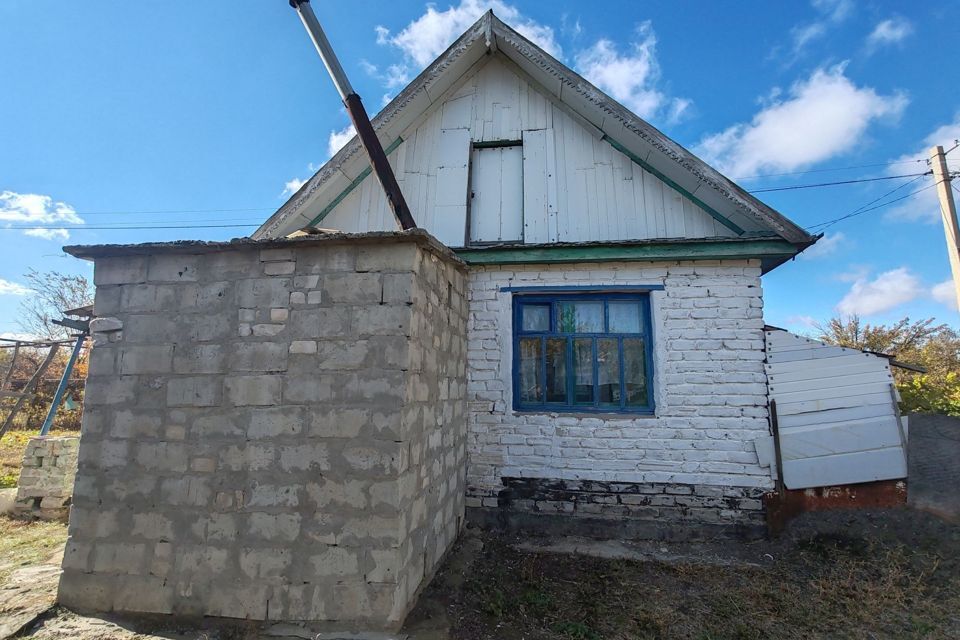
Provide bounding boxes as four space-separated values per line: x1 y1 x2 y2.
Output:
2 0 959 337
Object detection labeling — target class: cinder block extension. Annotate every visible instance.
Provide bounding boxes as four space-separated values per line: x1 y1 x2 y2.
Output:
14 436 80 519
60 231 468 630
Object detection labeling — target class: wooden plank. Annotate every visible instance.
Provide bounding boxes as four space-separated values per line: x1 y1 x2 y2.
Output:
440 94 473 130
455 239 800 264
603 134 745 236
766 347 867 364
499 144 524 241
0 344 60 439
772 381 894 405
522 129 549 244
765 340 860 354
783 447 907 490
765 352 877 374
767 359 889 384
779 416 903 460
769 370 894 395
775 392 891 417
545 128 559 242
470 147 503 242
776 402 892 429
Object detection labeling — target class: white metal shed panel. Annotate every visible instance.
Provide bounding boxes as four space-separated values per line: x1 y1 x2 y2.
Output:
765 329 907 490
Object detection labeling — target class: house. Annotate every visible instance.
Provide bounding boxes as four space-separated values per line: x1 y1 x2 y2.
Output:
256 11 815 539
57 11 817 631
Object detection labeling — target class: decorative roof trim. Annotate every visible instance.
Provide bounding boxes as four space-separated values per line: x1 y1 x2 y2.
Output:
255 11 814 247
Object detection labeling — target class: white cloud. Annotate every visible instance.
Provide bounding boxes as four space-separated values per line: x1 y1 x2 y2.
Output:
884 113 960 222
0 191 83 240
279 125 359 199
328 124 357 158
574 22 690 123
696 64 907 178
787 0 853 57
932 279 958 311
835 267 921 316
0 278 31 296
361 60 410 91
280 177 306 198
866 17 913 51
785 314 818 329
799 232 845 260
376 0 560 69
834 264 870 283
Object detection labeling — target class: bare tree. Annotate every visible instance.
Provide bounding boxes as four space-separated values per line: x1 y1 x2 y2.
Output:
815 315 946 356
17 269 94 339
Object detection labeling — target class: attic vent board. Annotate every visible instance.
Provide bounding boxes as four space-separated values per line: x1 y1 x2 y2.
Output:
469 142 523 243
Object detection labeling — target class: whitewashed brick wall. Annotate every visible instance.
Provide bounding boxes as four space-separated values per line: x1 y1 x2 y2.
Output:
465 260 773 500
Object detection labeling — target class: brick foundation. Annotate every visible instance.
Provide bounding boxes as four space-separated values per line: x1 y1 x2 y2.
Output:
467 478 766 540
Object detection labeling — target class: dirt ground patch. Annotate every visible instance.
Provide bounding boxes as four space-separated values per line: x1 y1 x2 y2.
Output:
408 508 960 640
0 509 957 639
0 517 67 586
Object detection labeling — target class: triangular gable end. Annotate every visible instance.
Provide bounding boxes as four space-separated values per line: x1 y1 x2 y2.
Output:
255 12 815 259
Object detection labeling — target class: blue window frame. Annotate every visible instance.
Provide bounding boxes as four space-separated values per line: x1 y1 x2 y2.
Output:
512 293 655 414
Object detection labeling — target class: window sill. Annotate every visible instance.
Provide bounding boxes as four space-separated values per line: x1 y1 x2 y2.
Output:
511 409 658 420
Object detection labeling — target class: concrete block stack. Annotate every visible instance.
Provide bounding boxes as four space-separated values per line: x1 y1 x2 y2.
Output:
14 436 80 519
58 231 468 631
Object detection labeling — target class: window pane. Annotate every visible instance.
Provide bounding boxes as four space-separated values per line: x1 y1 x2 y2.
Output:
558 302 603 333
597 338 621 406
518 338 542 403
521 304 550 332
572 338 594 405
608 302 642 333
623 338 648 407
545 338 567 403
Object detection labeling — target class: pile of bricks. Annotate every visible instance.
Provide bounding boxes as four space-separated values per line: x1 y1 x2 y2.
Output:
14 436 80 520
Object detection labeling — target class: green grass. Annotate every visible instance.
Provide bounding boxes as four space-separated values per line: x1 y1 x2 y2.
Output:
0 515 68 585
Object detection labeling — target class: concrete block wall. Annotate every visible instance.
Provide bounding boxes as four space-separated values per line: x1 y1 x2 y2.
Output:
14 436 80 519
59 233 467 630
464 260 771 538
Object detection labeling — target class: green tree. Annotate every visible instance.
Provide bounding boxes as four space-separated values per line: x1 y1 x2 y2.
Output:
816 315 960 416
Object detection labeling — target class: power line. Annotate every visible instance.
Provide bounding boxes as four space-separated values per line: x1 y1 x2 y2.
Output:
44 207 276 216
806 177 935 231
1 223 260 231
732 158 927 181
747 171 931 194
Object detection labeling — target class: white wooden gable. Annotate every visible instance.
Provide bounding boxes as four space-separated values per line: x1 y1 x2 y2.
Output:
315 57 736 247
256 12 813 249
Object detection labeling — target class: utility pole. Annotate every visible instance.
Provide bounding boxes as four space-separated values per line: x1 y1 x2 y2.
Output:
931 144 960 312
288 0 417 231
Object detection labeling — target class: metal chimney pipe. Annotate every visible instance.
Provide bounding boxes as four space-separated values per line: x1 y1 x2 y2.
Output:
288 0 417 231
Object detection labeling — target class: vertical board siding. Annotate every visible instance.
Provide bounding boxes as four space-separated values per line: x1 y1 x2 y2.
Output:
318 56 737 246
765 330 907 490
470 145 523 243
